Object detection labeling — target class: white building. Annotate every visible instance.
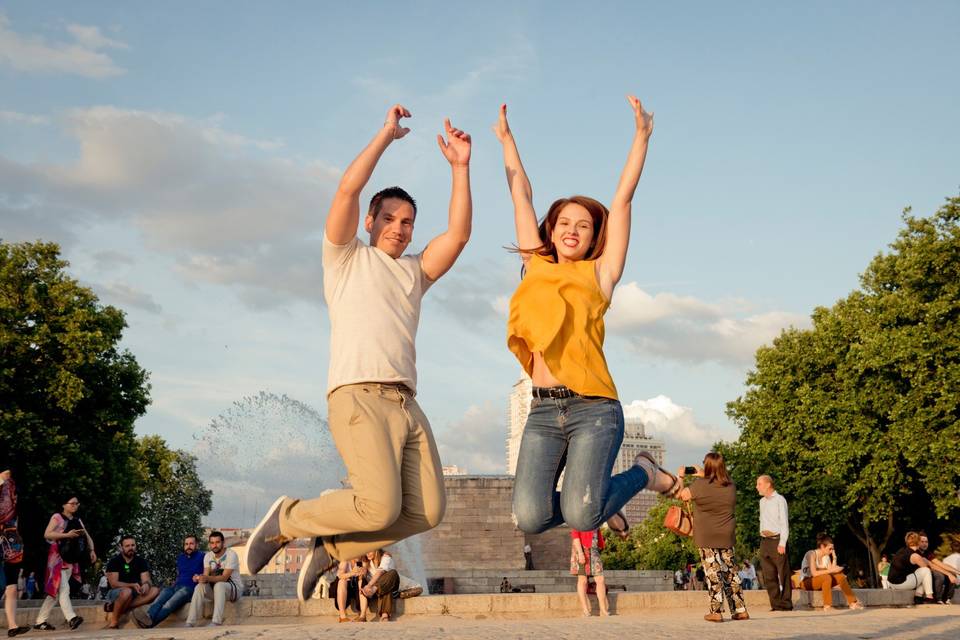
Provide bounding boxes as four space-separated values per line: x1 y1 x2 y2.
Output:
506 373 533 475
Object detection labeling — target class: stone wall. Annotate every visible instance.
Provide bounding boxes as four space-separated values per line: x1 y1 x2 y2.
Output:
416 475 571 576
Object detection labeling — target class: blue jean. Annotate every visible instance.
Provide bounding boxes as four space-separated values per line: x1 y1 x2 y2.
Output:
512 395 648 532
146 585 193 626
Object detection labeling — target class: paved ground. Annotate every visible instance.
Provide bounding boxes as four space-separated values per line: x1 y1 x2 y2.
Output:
22 605 960 640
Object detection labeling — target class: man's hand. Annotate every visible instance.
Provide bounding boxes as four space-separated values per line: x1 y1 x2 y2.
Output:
777 545 786 555
492 103 512 143
192 575 200 583
627 95 654 140
384 104 411 140
437 118 471 167
197 575 208 584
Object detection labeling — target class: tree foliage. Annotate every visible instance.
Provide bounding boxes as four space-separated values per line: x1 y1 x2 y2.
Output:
723 195 960 582
601 498 699 570
1 241 152 577
121 435 212 585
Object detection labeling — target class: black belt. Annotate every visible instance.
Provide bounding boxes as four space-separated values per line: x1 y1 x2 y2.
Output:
532 386 577 399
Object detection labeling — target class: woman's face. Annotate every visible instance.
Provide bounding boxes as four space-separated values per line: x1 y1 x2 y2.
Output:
550 203 595 263
365 551 376 560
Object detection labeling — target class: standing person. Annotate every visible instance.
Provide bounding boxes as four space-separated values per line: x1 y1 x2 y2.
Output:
798 533 863 610
133 535 205 628
523 543 534 570
24 574 35 601
877 555 891 589
918 532 959 604
186 531 242 627
678 453 748 622
570 529 609 617
103 535 159 629
495 98 679 539
1 464 29 637
738 561 757 591
360 549 399 622
33 495 95 631
887 531 935 603
756 475 792 611
245 104 473 602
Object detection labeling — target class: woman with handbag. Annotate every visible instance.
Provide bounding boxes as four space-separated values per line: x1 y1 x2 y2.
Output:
1 464 30 637
678 452 748 623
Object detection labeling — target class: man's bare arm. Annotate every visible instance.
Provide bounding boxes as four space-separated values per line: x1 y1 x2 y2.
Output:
421 118 472 281
326 104 411 245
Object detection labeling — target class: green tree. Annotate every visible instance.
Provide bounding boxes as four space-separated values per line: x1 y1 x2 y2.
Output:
122 435 213 585
0 241 151 576
601 498 699 571
724 194 960 584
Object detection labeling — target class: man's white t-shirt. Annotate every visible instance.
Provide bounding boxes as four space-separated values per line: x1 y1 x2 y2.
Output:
205 549 243 594
322 235 432 394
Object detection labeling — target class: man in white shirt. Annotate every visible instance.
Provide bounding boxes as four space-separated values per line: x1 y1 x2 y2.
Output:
186 531 242 627
246 104 473 603
756 475 792 610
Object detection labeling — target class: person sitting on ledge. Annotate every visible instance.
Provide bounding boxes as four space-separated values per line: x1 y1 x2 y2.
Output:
334 557 367 623
133 534 205 628
887 531 935 604
104 534 160 629
360 549 400 622
799 533 863 611
499 577 512 593
185 531 243 627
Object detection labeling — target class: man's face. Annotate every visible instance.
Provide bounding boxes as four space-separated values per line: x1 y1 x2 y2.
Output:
183 537 197 554
209 536 223 554
121 538 136 557
920 536 929 552
755 477 770 496
365 197 415 258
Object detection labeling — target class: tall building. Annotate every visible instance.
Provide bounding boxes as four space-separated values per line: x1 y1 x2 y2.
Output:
506 374 666 526
616 416 666 526
506 373 532 474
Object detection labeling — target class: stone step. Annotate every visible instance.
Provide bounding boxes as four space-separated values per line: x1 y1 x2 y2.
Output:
12 589 920 628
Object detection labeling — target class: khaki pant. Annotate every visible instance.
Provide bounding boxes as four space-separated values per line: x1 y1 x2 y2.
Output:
801 573 858 607
279 383 446 561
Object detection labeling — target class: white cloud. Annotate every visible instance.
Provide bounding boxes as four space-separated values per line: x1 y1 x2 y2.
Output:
0 13 127 78
0 107 336 308
0 110 50 126
90 282 163 314
607 282 808 366
622 395 731 471
435 402 507 474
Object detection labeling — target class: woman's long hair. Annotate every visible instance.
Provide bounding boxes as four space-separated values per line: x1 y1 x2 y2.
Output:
513 195 610 262
702 452 732 486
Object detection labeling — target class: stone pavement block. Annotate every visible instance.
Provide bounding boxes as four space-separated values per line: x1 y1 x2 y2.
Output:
250 598 300 617
491 593 551 613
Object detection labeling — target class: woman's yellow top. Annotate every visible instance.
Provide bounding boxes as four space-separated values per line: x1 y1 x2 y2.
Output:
507 253 618 400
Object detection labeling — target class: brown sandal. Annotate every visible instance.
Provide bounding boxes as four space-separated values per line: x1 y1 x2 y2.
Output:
635 451 682 497
606 510 629 539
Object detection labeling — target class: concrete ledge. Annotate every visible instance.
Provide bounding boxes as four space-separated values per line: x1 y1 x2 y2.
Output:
11 589 919 628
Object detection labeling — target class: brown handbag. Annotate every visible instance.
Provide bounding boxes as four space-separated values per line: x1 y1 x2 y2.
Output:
663 503 694 537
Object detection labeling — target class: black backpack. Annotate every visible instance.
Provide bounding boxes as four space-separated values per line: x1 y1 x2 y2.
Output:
58 516 87 564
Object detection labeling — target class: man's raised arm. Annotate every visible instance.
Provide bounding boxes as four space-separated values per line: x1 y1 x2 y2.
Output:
421 118 472 281
326 104 411 244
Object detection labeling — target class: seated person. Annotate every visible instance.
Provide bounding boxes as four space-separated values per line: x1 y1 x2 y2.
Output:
334 558 367 622
919 532 959 604
185 531 243 627
133 534 205 628
360 549 400 621
499 577 512 593
104 535 160 629
799 533 862 610
887 531 935 603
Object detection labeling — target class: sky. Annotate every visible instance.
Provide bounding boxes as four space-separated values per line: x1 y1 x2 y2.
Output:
3 1 959 526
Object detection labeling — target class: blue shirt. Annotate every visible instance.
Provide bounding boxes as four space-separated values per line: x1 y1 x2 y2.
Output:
176 551 206 590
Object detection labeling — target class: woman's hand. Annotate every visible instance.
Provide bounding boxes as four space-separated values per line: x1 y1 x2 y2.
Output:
627 95 654 140
576 551 586 565
492 103 512 143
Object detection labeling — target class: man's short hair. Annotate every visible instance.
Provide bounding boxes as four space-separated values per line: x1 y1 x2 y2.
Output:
184 534 198 543
120 534 136 545
209 531 225 542
757 474 774 488
369 187 417 219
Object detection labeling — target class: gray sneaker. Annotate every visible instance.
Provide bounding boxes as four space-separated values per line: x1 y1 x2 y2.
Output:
246 496 291 574
297 537 334 603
